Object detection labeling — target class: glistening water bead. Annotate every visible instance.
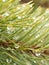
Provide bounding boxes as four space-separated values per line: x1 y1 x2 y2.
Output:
2 0 6 2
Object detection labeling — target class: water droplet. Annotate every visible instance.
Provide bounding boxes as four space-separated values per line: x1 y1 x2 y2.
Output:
7 27 10 30
35 34 40 38
6 59 9 63
13 63 16 65
34 61 36 63
33 17 36 20
45 9 49 14
2 0 6 2
15 45 20 49
17 16 22 19
7 27 12 34
40 40 43 42
6 58 12 63
29 34 32 36
9 59 12 62
41 60 46 64
22 4 26 8
17 7 20 10
13 36 20 40
23 27 26 29
3 12 9 16
44 23 49 27
0 29 1 32
29 4 32 7
7 26 15 34
35 53 41 56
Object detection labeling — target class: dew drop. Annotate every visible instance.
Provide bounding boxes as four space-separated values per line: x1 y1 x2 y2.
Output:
35 34 40 38
29 34 32 36
44 23 49 27
13 63 16 65
29 4 32 7
40 40 43 42
35 53 41 56
13 36 20 40
34 61 36 63
17 16 22 19
15 45 20 49
41 60 46 64
23 27 27 31
22 4 26 8
17 7 20 10
7 27 11 31
2 0 6 2
33 17 36 20
0 29 1 32
6 59 9 63
7 26 15 34
45 9 49 14
9 59 12 63
3 12 9 16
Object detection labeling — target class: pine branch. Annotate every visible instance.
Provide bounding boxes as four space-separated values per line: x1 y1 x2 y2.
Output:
0 0 49 65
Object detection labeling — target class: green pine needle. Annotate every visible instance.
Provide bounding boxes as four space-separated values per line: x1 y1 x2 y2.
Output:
0 0 49 65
